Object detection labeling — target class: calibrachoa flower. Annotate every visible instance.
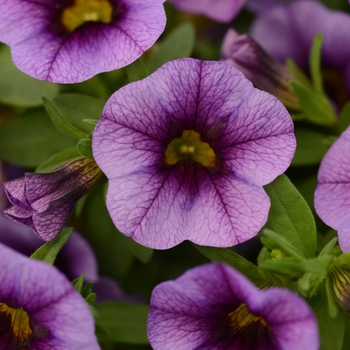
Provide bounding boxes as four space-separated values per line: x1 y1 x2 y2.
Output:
0 0 166 83
250 0 350 107
148 263 319 349
4 157 102 241
168 0 246 23
92 58 296 249
221 29 301 110
0 243 99 349
314 126 350 252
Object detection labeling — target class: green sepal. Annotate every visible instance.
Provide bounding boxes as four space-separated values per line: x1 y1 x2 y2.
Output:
325 275 339 318
334 252 350 268
96 302 150 344
72 274 85 294
264 174 317 258
126 58 148 83
83 118 99 127
309 33 323 94
30 227 74 264
147 22 195 74
195 245 267 286
290 81 336 127
77 138 93 159
319 237 338 257
286 58 313 91
259 257 304 276
35 147 80 172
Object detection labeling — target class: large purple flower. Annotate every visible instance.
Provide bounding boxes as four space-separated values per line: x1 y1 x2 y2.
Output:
168 0 246 23
4 157 102 241
0 0 166 83
148 263 319 349
92 58 296 249
314 126 350 252
250 0 350 107
0 243 99 349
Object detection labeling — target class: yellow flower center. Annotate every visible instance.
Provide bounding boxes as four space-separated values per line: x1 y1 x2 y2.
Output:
0 303 32 343
165 130 216 167
61 0 113 32
227 303 268 329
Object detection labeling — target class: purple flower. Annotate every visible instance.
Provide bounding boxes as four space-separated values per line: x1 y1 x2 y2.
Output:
168 0 246 23
221 29 301 110
0 0 166 83
250 0 350 107
314 126 350 252
92 58 296 249
4 157 102 241
0 243 99 349
148 262 319 349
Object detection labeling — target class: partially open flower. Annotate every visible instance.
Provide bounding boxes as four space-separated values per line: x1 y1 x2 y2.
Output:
221 29 301 110
148 263 319 349
0 243 99 349
4 157 102 241
0 0 166 83
92 58 296 249
329 264 350 312
314 126 350 252
168 0 246 23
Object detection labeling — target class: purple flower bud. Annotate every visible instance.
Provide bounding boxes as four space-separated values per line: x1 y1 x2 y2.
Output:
4 157 102 241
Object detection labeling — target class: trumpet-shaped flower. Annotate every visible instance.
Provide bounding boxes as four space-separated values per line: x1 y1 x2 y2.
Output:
92 58 296 249
148 263 319 349
168 0 246 23
315 126 350 252
0 243 99 349
4 157 102 241
0 0 166 83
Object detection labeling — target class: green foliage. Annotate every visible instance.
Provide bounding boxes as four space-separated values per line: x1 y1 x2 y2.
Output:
147 22 195 74
0 46 58 107
126 59 148 83
339 102 350 133
309 33 323 94
96 302 150 344
36 147 80 172
30 228 74 264
77 138 94 159
264 174 317 258
127 239 154 264
0 108 77 167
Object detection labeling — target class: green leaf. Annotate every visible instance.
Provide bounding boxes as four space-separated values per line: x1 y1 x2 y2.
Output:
292 127 331 166
30 227 74 264
0 46 59 107
127 238 154 264
259 257 304 276
147 22 195 74
286 58 313 91
35 147 80 172
291 81 336 127
195 245 267 285
309 33 323 94
77 138 93 159
126 59 148 83
339 102 350 133
310 285 345 350
264 174 317 258
72 275 85 293
319 237 338 257
42 96 86 139
0 108 77 167
95 324 109 343
96 302 150 344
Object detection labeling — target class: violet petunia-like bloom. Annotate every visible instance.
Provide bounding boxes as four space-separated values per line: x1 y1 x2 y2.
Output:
0 243 99 349
250 0 350 107
168 0 246 23
4 157 102 241
314 126 350 252
148 263 319 349
92 58 296 249
0 0 166 83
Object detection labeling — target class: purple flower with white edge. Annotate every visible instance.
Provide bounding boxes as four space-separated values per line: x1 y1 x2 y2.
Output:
168 0 246 23
0 243 99 349
221 29 301 110
250 0 350 107
92 58 296 249
4 157 102 241
314 126 350 252
148 262 319 349
0 0 166 83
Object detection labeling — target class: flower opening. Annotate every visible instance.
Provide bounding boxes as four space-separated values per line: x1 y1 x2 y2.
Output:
330 265 350 311
62 0 113 32
165 130 216 167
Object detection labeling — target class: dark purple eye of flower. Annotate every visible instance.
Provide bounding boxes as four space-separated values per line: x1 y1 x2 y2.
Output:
165 130 216 167
61 0 114 32
0 303 33 347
